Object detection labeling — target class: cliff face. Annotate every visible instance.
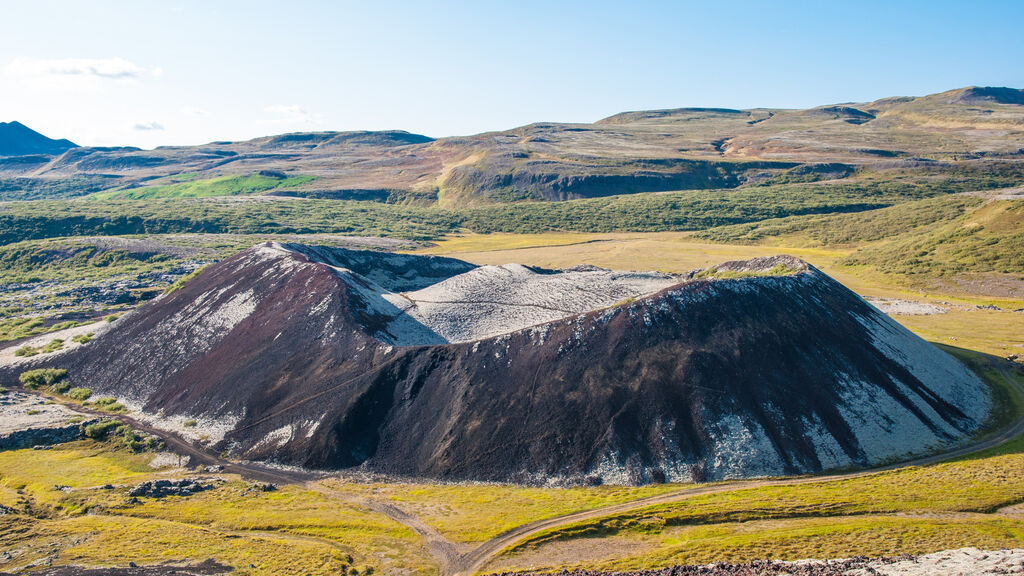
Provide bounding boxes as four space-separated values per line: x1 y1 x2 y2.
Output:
32 244 991 484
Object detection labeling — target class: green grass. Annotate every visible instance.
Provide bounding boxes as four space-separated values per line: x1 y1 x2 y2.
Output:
88 173 316 200
322 480 685 543
0 316 45 342
0 441 155 502
492 516 1024 573
0 514 356 576
0 442 433 576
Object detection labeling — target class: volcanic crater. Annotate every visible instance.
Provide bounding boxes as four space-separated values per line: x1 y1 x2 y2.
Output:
16 243 993 485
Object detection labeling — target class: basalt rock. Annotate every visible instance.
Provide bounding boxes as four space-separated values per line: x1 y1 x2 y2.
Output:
127 478 216 498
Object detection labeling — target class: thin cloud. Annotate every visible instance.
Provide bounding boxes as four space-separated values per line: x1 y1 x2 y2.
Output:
133 121 165 131
264 104 305 115
182 106 209 117
263 104 321 124
5 57 152 79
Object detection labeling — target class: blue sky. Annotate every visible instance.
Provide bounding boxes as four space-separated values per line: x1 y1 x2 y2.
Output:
2 0 1022 148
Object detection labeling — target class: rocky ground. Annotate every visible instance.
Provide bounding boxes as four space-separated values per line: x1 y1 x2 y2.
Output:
0 321 109 369
126 478 218 499
0 559 232 575
489 548 1024 576
0 390 93 449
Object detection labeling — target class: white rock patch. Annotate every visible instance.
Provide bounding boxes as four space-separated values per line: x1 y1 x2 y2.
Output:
856 307 991 425
148 452 190 469
838 547 1024 575
865 297 948 315
704 413 787 479
347 263 679 345
0 391 90 436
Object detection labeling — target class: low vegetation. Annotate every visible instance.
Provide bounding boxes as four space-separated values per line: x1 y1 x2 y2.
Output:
87 173 317 201
66 386 91 401
698 195 1024 280
0 442 433 576
164 265 207 294
14 338 64 357
18 368 68 390
0 177 997 247
82 419 127 440
0 237 182 284
322 480 684 543
88 396 125 412
693 262 800 280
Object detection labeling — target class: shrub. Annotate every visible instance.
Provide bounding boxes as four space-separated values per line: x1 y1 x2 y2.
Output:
71 332 94 344
49 380 71 394
81 419 162 452
67 387 92 401
183 419 197 428
90 396 125 412
39 339 64 353
82 419 126 440
122 428 163 453
14 345 38 357
19 368 68 390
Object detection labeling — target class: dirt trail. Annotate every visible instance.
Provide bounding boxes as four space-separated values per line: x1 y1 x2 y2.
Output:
309 484 465 574
13 360 1024 576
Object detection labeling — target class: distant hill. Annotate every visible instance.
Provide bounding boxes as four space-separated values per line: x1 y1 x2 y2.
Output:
0 121 77 157
1 86 1022 203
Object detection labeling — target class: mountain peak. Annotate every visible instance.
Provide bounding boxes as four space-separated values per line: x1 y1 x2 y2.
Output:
0 121 78 157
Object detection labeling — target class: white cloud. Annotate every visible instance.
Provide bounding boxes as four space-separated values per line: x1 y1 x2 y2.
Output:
263 104 321 124
182 106 209 117
264 104 304 115
133 121 165 131
5 57 151 79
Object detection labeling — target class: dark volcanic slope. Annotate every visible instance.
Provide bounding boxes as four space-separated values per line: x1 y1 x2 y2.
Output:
24 244 991 484
0 121 77 157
